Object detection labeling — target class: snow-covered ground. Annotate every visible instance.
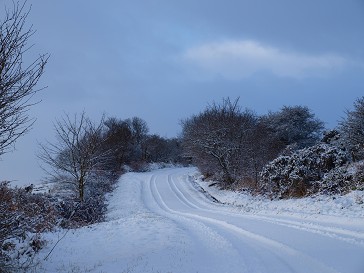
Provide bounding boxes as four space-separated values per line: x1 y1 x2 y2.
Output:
35 167 364 273
194 173 364 219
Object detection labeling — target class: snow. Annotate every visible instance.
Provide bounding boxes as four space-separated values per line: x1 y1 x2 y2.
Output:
195 174 364 219
35 167 364 273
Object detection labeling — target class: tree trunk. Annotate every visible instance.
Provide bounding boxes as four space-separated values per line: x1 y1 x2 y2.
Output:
220 159 234 186
79 177 84 202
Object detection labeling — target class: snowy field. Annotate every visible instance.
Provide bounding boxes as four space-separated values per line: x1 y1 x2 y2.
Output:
35 167 364 273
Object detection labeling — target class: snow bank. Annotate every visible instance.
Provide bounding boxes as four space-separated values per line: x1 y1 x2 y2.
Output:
36 171 190 273
193 172 364 220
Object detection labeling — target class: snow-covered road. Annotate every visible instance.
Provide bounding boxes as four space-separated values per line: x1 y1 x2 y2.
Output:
39 167 364 273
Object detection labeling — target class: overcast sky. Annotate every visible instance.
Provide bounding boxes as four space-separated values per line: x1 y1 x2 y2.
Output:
1 0 364 185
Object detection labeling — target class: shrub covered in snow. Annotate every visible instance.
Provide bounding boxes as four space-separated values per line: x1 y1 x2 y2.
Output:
258 143 350 198
0 183 58 272
319 161 364 194
56 196 107 228
47 172 118 228
0 176 115 272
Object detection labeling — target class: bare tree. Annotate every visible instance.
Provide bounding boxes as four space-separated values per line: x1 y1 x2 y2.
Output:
182 98 258 187
0 1 48 156
246 120 284 186
102 116 149 165
144 135 183 163
102 117 133 171
182 98 290 189
39 112 109 202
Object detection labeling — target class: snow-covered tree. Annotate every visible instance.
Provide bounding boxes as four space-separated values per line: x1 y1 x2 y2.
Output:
182 98 271 187
262 106 324 150
182 98 242 184
340 96 364 161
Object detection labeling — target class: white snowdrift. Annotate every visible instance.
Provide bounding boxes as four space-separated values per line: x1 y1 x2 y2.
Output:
194 173 364 219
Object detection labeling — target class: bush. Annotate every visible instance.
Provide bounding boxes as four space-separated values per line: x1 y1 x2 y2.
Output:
56 196 107 229
259 144 349 198
318 161 364 194
0 175 114 271
48 171 119 228
0 183 58 272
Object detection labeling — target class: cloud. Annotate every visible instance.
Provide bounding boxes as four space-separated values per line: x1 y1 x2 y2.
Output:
183 40 352 80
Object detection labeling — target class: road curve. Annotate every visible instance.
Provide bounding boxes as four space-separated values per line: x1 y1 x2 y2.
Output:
140 167 364 273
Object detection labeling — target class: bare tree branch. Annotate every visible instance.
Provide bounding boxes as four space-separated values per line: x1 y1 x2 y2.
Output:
0 1 48 156
38 112 112 202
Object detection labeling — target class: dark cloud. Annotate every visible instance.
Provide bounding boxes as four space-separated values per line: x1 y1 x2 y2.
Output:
0 0 363 185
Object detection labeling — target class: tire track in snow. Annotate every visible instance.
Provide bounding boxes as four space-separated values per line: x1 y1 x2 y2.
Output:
247 216 364 246
145 174 259 273
174 171 364 247
151 171 340 273
167 174 200 210
163 175 297 272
